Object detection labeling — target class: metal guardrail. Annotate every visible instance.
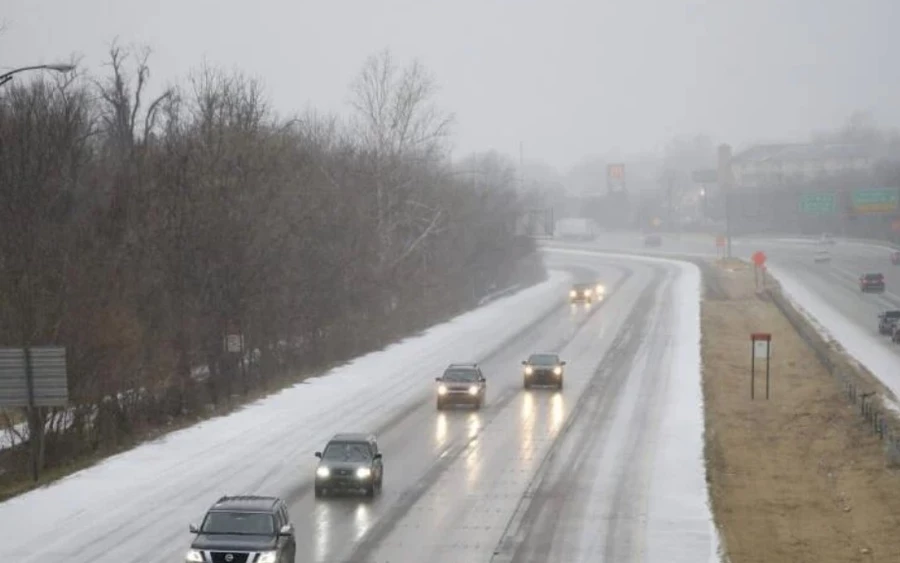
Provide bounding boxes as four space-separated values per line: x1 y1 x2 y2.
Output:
766 281 900 465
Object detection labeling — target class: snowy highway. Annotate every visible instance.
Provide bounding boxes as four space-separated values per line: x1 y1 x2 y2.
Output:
545 232 900 400
0 250 717 563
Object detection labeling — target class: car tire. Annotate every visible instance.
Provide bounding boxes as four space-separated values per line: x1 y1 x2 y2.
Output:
436 398 443 410
524 378 531 389
365 483 376 498
314 486 324 498
558 378 564 390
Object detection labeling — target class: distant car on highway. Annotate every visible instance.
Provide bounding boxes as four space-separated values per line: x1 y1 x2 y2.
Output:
522 353 565 390
878 311 900 335
435 362 486 410
569 283 595 304
813 249 831 263
314 433 383 498
859 273 886 293
891 251 900 265
644 233 662 247
819 233 836 245
186 495 297 563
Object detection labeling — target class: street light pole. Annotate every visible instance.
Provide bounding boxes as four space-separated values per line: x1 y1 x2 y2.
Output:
0 63 75 87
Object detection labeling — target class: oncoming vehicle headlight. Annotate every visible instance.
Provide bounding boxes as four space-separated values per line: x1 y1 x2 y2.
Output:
569 290 576 297
524 366 533 375
468 385 479 395
596 284 605 293
185 550 204 563
356 467 372 479
438 385 448 395
553 366 562 375
257 551 278 563
316 466 330 478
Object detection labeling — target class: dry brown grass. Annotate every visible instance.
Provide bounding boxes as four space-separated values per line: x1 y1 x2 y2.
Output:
703 261 900 563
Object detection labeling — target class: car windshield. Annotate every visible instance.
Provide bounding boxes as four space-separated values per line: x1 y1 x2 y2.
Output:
865 274 883 280
528 354 559 365
885 311 900 319
443 369 478 381
201 511 274 535
322 442 372 462
573 284 592 291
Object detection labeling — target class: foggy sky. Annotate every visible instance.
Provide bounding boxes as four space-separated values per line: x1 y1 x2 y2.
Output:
2 0 897 170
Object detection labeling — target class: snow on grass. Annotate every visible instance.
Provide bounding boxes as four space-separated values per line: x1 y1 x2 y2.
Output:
768 264 900 405
0 270 573 560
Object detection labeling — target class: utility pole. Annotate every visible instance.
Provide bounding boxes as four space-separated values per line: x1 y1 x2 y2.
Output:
718 144 734 258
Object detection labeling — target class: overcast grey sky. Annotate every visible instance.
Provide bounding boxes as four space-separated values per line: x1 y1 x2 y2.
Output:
2 0 897 170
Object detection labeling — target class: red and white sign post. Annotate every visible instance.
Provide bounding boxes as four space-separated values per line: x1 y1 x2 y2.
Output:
750 332 772 400
715 235 726 258
751 250 767 292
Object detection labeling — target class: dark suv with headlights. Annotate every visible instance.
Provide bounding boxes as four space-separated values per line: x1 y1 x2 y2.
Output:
185 495 296 563
522 353 566 390
435 363 486 410
314 433 383 498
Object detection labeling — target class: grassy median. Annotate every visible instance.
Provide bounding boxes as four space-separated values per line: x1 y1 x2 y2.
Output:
702 260 900 562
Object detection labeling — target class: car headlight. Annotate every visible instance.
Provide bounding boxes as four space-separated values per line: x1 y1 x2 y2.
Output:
356 467 372 479
553 366 562 375
316 466 330 478
524 366 533 375
468 385 479 395
596 284 605 293
438 385 448 395
185 550 204 563
257 551 278 563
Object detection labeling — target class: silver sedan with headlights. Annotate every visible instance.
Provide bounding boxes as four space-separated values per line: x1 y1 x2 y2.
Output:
435 363 486 410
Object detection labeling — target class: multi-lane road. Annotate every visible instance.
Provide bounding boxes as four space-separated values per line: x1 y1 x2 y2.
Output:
4 231 893 563
545 231 900 351
0 248 718 563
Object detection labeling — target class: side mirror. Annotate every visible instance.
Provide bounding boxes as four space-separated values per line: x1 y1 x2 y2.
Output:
435 377 441 382
560 361 567 366
189 523 199 534
279 523 294 536
521 360 527 365
314 451 322 459
374 453 382 461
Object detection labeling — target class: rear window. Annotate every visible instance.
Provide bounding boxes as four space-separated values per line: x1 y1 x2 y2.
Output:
885 311 900 319
865 274 884 280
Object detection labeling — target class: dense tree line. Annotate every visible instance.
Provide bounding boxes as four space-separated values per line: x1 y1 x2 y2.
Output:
0 45 544 489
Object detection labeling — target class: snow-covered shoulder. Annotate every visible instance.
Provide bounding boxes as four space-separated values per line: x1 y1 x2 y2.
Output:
0 270 571 556
643 261 723 563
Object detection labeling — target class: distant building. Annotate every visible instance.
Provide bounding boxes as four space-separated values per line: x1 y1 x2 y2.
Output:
731 143 875 188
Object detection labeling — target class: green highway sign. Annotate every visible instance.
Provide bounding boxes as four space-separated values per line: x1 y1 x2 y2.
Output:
852 188 900 213
799 193 836 215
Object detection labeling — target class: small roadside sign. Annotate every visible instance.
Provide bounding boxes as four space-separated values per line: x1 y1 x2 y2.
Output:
715 235 726 248
750 333 772 400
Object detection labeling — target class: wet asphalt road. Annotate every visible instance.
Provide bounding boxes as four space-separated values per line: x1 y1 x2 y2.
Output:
271 253 678 563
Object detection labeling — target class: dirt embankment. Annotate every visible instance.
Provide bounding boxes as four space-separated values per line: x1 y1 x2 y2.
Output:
703 260 900 562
